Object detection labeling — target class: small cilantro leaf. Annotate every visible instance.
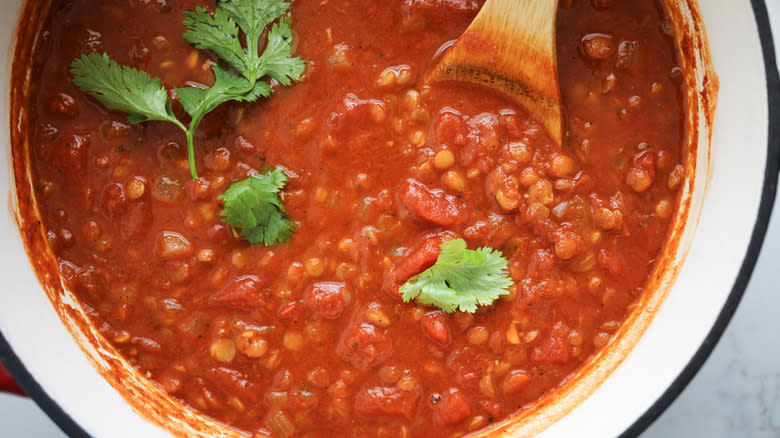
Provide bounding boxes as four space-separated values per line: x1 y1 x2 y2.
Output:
220 0 290 34
175 68 272 120
219 168 295 246
259 17 306 85
220 0 290 56
400 239 513 313
175 65 254 119
182 7 251 78
238 81 274 103
185 0 292 82
70 53 181 126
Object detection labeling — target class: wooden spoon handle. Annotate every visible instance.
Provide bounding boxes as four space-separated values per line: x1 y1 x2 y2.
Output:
428 0 562 146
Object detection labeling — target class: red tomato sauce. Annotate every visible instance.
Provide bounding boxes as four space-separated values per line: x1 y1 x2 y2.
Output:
27 0 684 436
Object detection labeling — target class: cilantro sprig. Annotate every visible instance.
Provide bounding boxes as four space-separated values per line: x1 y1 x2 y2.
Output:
219 168 295 246
70 54 184 127
69 0 305 180
400 239 513 313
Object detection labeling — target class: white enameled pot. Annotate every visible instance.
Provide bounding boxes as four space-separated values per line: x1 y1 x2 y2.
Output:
0 1 777 437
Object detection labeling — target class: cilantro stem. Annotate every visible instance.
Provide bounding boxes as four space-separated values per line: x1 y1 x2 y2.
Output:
185 125 199 179
181 81 257 180
164 119 198 179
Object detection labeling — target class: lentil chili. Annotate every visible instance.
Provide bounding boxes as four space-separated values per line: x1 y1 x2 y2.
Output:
27 0 685 436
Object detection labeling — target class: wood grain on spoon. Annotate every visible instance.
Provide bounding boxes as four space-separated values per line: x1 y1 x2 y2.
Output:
428 0 563 146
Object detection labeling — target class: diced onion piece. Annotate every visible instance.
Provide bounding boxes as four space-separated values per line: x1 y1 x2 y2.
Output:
266 410 295 438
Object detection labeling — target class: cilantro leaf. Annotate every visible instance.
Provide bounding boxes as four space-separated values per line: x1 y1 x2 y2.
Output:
182 7 250 78
176 66 273 120
183 0 295 84
70 53 183 127
219 168 295 246
259 18 307 85
400 239 513 313
238 81 274 103
219 0 290 38
219 0 290 74
176 66 259 118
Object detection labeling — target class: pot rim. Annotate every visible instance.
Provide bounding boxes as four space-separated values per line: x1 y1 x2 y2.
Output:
0 1 778 437
619 0 780 435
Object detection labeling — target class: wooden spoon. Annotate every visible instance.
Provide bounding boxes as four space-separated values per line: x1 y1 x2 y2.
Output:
428 0 563 146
